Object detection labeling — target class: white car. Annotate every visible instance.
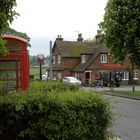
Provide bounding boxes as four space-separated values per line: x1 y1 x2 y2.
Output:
42 72 48 81
62 76 81 85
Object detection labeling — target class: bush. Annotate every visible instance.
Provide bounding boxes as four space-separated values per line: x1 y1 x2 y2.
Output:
0 81 8 96
28 81 80 94
0 89 112 140
29 74 34 80
42 81 80 93
0 81 3 95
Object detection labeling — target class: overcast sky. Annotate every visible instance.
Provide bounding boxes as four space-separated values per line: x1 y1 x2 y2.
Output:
11 0 108 56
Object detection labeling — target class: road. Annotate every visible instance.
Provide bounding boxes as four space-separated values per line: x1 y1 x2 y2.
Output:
83 86 140 140
104 95 140 140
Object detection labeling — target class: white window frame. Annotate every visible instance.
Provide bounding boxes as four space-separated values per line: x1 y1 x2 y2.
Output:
122 71 129 80
74 72 80 79
58 72 62 79
81 55 86 63
53 56 56 64
58 55 61 64
133 70 138 80
100 54 107 63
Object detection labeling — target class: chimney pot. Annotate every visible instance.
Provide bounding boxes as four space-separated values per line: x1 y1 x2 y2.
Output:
97 30 102 35
56 35 63 41
95 30 102 44
77 33 83 42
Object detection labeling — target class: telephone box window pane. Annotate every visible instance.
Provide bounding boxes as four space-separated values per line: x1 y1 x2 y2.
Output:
0 60 20 91
0 61 20 69
0 71 20 80
2 81 17 91
6 46 21 52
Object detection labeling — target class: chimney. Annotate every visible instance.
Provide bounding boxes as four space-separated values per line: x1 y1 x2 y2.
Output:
56 35 63 41
77 33 83 42
95 30 102 44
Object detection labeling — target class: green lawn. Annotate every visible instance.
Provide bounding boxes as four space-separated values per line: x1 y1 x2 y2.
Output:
108 90 140 96
30 67 47 80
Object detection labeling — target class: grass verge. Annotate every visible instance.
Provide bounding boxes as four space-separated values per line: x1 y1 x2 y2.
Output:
107 90 140 96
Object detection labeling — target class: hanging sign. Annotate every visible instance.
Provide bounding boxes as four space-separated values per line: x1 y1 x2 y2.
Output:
37 54 44 64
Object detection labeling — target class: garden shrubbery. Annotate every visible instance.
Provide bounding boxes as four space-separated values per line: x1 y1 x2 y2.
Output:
28 81 80 94
0 81 112 140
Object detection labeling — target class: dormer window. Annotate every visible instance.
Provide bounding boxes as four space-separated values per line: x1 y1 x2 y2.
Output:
100 53 107 63
58 55 61 64
81 55 86 63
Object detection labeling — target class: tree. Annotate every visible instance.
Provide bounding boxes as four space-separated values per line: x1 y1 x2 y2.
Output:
0 0 18 56
99 0 140 91
84 37 96 43
30 55 37 66
3 28 30 46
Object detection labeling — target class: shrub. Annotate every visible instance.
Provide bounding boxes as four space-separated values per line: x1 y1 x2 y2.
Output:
28 81 80 94
0 81 3 95
29 74 34 80
0 81 8 96
42 81 80 93
0 90 112 140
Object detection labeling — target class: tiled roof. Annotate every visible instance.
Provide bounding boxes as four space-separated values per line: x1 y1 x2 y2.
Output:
73 45 109 72
55 40 96 57
53 40 109 72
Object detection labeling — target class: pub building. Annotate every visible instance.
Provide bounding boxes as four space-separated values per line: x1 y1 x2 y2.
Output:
52 32 140 86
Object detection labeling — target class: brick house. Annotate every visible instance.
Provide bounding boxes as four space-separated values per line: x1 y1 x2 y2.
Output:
52 33 140 86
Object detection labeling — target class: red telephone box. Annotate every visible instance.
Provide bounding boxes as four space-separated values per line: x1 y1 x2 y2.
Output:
0 35 29 91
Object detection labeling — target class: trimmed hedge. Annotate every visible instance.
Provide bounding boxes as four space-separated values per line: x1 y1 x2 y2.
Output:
0 82 112 140
28 81 80 94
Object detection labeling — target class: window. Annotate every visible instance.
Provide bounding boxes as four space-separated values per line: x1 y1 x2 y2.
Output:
74 72 80 79
134 71 138 80
58 55 61 64
81 55 86 63
53 56 56 64
100 54 107 63
122 71 129 80
58 72 62 79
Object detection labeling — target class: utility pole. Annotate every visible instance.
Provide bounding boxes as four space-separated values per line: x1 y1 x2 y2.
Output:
49 41 53 80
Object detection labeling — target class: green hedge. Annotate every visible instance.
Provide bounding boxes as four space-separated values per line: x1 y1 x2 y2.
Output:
28 81 80 94
0 82 112 140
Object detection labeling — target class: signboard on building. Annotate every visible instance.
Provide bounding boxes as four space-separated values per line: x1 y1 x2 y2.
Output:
101 64 122 69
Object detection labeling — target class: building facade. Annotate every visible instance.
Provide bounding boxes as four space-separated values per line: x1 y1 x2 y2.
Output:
52 33 140 86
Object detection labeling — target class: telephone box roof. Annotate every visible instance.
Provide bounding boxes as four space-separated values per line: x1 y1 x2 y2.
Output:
3 35 28 44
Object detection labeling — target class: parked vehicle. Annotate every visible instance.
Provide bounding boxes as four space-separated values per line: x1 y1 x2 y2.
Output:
42 72 48 81
62 76 81 85
100 71 122 87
